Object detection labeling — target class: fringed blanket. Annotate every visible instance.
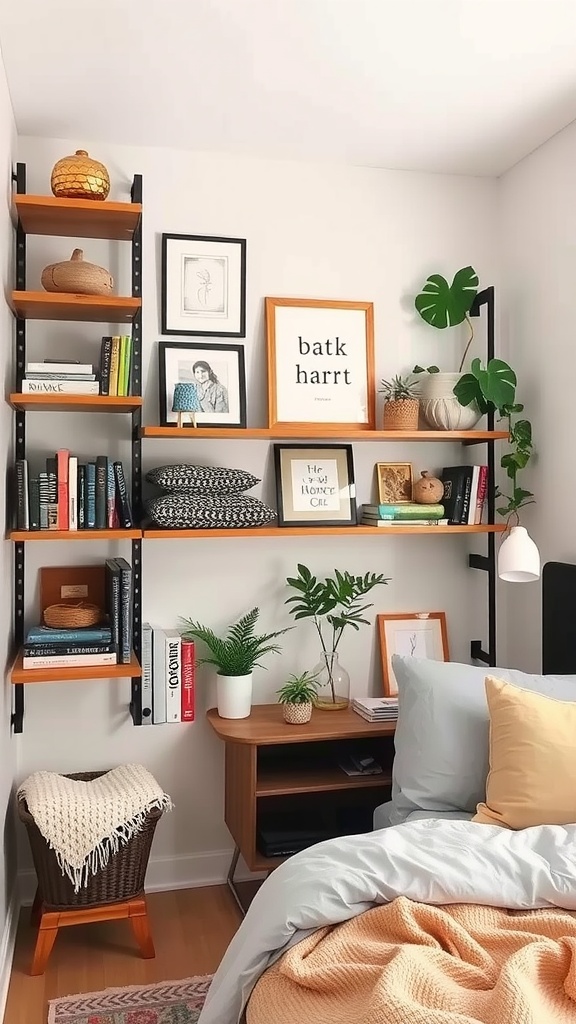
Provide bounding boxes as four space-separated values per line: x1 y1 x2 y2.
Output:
247 897 576 1024
18 764 172 892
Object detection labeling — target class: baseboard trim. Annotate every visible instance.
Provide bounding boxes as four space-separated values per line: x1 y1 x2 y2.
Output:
0 894 19 1024
18 847 265 906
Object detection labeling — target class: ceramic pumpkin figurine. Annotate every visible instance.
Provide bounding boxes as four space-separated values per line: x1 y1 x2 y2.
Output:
414 470 444 504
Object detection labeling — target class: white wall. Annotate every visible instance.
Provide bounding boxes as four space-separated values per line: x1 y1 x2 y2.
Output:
0 49 17 1008
498 123 576 672
15 136 498 890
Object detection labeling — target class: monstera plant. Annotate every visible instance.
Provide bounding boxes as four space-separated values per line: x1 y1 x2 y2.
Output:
413 266 534 518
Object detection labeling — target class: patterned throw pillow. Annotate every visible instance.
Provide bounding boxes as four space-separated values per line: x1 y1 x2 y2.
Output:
146 464 260 495
146 494 276 529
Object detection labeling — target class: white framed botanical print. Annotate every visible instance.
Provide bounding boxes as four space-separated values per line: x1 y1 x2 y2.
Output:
377 612 449 696
161 233 246 337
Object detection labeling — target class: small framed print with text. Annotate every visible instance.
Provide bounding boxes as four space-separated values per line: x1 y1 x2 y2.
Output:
377 612 449 696
273 444 356 527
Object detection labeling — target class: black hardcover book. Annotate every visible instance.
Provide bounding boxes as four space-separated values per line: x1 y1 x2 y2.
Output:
105 558 121 652
15 459 29 530
29 477 41 531
440 466 471 525
113 461 133 528
100 336 112 396
77 464 86 529
459 467 474 525
113 556 133 663
95 456 108 529
46 457 58 530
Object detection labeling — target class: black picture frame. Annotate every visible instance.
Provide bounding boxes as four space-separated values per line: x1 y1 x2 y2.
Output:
161 233 247 337
158 341 247 428
273 444 356 527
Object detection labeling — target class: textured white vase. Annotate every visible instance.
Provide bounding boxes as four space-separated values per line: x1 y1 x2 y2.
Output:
421 372 482 430
282 701 313 725
216 673 253 719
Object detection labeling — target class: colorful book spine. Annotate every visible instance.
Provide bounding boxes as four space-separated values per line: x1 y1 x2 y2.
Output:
68 456 78 530
362 502 445 519
152 627 167 724
475 466 489 524
39 472 50 530
22 653 117 670
164 630 181 723
105 558 121 652
181 639 195 722
113 461 133 528
15 459 29 530
106 459 116 528
100 336 112 396
109 336 121 396
77 464 86 529
141 623 153 725
23 643 116 657
95 456 107 529
114 557 133 663
46 457 58 530
57 449 69 530
26 626 112 644
86 462 96 528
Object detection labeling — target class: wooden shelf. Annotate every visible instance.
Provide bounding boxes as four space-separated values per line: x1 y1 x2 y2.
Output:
207 705 397 745
256 766 392 797
13 195 142 240
11 650 141 684
144 524 506 539
141 426 508 443
8 528 142 542
10 291 141 323
9 394 143 413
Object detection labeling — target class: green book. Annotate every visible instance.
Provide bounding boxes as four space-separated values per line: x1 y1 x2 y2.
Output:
362 503 445 519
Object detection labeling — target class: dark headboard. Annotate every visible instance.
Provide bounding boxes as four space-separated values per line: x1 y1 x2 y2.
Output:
542 561 576 674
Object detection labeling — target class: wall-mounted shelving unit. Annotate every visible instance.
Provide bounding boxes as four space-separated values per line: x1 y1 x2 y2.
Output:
9 163 143 733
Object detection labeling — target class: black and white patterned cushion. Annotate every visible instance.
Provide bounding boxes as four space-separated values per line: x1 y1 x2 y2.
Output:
146 464 260 495
146 494 276 529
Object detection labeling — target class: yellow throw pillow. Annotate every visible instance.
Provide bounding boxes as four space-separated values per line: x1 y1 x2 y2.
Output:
473 675 576 829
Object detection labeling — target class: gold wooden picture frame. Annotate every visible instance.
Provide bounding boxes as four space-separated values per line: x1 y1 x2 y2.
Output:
377 612 449 696
266 297 375 431
376 462 413 504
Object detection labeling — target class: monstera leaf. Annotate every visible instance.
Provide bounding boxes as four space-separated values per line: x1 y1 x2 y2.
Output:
415 266 479 329
454 358 517 413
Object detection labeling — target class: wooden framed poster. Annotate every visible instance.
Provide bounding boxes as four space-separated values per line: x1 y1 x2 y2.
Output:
266 297 375 430
377 612 449 696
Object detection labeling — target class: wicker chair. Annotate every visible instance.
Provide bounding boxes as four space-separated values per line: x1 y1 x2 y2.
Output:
18 771 163 975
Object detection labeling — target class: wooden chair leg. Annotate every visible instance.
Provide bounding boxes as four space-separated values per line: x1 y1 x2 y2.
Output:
30 888 42 927
30 911 59 976
128 898 155 959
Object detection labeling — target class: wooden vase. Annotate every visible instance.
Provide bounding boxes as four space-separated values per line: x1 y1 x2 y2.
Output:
41 248 113 296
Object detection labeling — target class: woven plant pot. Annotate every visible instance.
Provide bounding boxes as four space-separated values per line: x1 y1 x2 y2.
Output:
43 602 102 629
41 248 113 296
51 149 110 201
382 398 420 430
282 702 313 725
18 772 161 911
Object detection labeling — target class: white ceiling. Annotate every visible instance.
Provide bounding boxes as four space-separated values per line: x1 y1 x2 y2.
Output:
3 0 576 176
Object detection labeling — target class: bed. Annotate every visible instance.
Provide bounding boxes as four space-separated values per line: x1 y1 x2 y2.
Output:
198 561 576 1024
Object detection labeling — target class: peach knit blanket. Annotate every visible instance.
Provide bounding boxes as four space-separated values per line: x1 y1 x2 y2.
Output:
246 896 576 1024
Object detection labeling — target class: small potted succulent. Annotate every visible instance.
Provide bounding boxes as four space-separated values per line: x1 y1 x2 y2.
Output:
181 607 291 720
379 374 420 430
277 671 320 724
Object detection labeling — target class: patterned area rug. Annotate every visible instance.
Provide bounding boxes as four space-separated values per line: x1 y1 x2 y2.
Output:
47 975 213 1024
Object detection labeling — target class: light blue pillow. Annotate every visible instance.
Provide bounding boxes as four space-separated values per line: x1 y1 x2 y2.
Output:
389 655 576 826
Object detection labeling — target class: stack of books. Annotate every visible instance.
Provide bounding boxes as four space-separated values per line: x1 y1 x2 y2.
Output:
141 625 196 725
441 465 488 525
14 450 133 532
22 360 99 396
23 624 116 671
360 503 448 527
352 696 399 722
100 335 133 396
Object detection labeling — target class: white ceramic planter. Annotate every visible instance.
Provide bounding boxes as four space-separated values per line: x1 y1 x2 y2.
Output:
282 702 313 725
216 673 253 719
421 372 481 431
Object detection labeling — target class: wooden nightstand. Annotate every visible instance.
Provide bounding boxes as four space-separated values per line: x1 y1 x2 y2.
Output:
207 703 396 912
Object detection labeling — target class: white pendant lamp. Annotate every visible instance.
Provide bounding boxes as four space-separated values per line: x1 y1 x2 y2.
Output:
497 525 541 583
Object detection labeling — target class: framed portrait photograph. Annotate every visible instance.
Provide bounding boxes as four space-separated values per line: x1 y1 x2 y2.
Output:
377 612 449 696
266 297 375 430
158 342 247 428
376 462 413 504
161 233 246 337
273 444 356 527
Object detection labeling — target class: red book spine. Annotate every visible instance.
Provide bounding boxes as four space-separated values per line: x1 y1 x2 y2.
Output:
475 465 488 524
56 449 69 530
181 640 195 722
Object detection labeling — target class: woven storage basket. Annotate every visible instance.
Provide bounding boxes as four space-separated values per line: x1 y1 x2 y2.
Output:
43 602 102 629
18 771 162 911
382 398 420 431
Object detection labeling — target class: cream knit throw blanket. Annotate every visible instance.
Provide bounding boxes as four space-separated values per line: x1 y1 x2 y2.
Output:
18 764 172 893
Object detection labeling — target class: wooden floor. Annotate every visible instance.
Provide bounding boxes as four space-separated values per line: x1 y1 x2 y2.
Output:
4 886 241 1024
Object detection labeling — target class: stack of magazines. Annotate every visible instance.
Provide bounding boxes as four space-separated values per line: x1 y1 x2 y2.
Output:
352 696 399 722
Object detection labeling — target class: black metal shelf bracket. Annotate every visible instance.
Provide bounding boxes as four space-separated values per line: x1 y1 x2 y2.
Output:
130 174 143 726
12 162 26 733
468 286 497 669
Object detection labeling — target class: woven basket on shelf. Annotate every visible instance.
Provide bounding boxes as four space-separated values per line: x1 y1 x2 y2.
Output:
43 602 102 629
382 398 420 431
18 771 162 911
41 248 113 296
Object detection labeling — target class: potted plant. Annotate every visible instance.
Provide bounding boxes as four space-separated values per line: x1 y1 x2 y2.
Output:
181 607 291 719
379 374 420 430
285 565 389 710
277 671 320 724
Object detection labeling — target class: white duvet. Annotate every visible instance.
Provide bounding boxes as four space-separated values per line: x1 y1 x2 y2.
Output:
198 818 576 1024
